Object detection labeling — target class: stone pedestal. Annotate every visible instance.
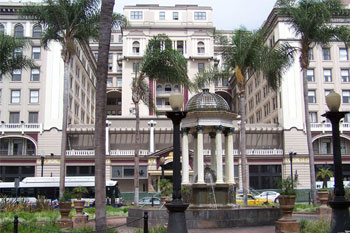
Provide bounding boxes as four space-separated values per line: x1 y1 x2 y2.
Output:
275 220 300 233
275 195 300 233
72 215 88 229
57 202 72 229
56 219 72 228
165 201 189 233
191 183 233 208
316 191 331 216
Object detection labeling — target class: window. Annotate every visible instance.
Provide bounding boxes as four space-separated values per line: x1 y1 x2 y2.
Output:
11 90 20 103
132 41 140 54
322 48 331 60
118 35 123 43
28 112 38 123
340 48 348 61
108 53 113 60
30 90 39 103
159 11 165 20
343 90 350 104
133 63 139 73
176 41 184 54
308 48 313 60
156 98 162 106
9 112 20 123
107 77 113 87
307 69 314 82
32 47 41 59
31 69 40 81
197 41 205 54
249 165 281 189
32 25 42 38
131 11 142 20
325 89 332 101
309 112 318 123
342 69 350 82
110 35 114 43
14 47 22 58
108 63 113 71
194 12 206 20
156 85 162 93
308 90 316 103
14 24 24 38
344 113 350 123
198 63 204 73
0 23 4 34
107 98 116 105
323 69 332 82
165 84 171 92
173 12 179 20
117 77 122 87
174 85 180 92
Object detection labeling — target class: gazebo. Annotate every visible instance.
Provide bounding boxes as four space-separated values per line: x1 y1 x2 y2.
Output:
181 89 238 208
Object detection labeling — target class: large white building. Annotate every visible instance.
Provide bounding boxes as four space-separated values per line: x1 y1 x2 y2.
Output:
1 2 350 194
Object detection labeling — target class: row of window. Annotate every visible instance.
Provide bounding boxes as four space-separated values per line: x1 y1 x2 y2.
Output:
307 68 350 82
309 111 350 123
0 23 42 38
248 97 278 124
6 68 41 82
3 89 40 104
6 111 39 124
131 40 205 55
309 47 349 61
156 84 180 93
308 90 350 104
130 11 206 21
107 77 122 87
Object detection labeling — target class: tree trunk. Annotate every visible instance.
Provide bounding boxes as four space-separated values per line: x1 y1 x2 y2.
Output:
134 101 140 207
59 60 69 199
302 68 317 204
95 0 115 231
239 89 248 206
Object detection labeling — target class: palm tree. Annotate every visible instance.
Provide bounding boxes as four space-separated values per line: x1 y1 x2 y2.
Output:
19 0 101 199
0 33 36 76
132 34 191 206
194 28 294 205
276 0 344 204
316 167 333 189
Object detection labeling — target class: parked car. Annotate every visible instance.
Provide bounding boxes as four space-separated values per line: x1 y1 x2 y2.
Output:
236 194 273 206
255 191 280 203
139 197 161 206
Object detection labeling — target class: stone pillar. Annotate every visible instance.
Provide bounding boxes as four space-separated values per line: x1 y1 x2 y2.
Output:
182 128 190 184
148 120 157 154
196 125 205 184
225 128 235 184
105 120 111 155
192 132 198 182
209 132 216 172
215 126 224 184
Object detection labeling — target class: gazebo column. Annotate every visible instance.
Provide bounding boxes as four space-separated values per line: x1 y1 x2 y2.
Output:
209 132 216 172
182 128 190 184
215 126 224 184
225 128 235 184
196 126 205 184
192 132 198 182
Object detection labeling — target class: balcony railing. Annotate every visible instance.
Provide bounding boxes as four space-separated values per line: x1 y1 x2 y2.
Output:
0 123 42 134
66 149 149 156
310 123 350 132
203 149 283 156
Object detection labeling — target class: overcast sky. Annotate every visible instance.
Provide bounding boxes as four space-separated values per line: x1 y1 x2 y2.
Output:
114 0 278 30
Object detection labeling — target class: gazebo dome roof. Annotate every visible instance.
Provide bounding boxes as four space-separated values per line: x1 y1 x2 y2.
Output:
185 89 230 112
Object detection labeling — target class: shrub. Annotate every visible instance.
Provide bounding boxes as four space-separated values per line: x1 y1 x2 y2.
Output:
300 218 330 233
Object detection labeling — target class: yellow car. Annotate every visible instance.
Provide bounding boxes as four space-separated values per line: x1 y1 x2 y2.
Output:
236 194 273 206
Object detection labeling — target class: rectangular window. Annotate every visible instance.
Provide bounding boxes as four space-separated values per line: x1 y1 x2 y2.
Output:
308 48 313 60
340 48 348 61
28 112 38 123
118 35 123 43
323 69 332 82
131 11 143 20
343 90 350 104
309 112 317 123
133 63 140 73
198 63 204 73
194 12 206 20
307 69 314 82
342 69 350 82
345 113 350 123
308 90 316 103
31 69 40 81
32 47 41 59
9 112 20 123
30 90 39 103
159 11 165 20
107 77 113 87
12 69 21 81
322 48 331 60
117 77 122 87
173 12 179 20
11 90 20 103
14 47 22 58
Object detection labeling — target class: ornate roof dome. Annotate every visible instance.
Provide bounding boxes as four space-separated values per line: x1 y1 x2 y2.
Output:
185 89 230 112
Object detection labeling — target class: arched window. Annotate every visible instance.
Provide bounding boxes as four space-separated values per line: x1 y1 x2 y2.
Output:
197 41 205 54
132 41 140 54
156 85 163 93
173 85 180 92
14 24 24 38
32 25 42 38
165 84 171 92
0 24 4 34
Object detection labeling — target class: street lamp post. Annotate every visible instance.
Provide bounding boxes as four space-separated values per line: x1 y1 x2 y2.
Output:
322 91 350 233
289 151 296 187
40 155 45 177
165 92 189 233
160 157 166 179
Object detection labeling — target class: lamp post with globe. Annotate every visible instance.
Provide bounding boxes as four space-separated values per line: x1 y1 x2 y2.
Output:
322 91 350 233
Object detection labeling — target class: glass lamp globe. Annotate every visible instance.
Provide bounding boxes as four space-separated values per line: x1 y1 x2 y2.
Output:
169 92 184 111
326 91 341 112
